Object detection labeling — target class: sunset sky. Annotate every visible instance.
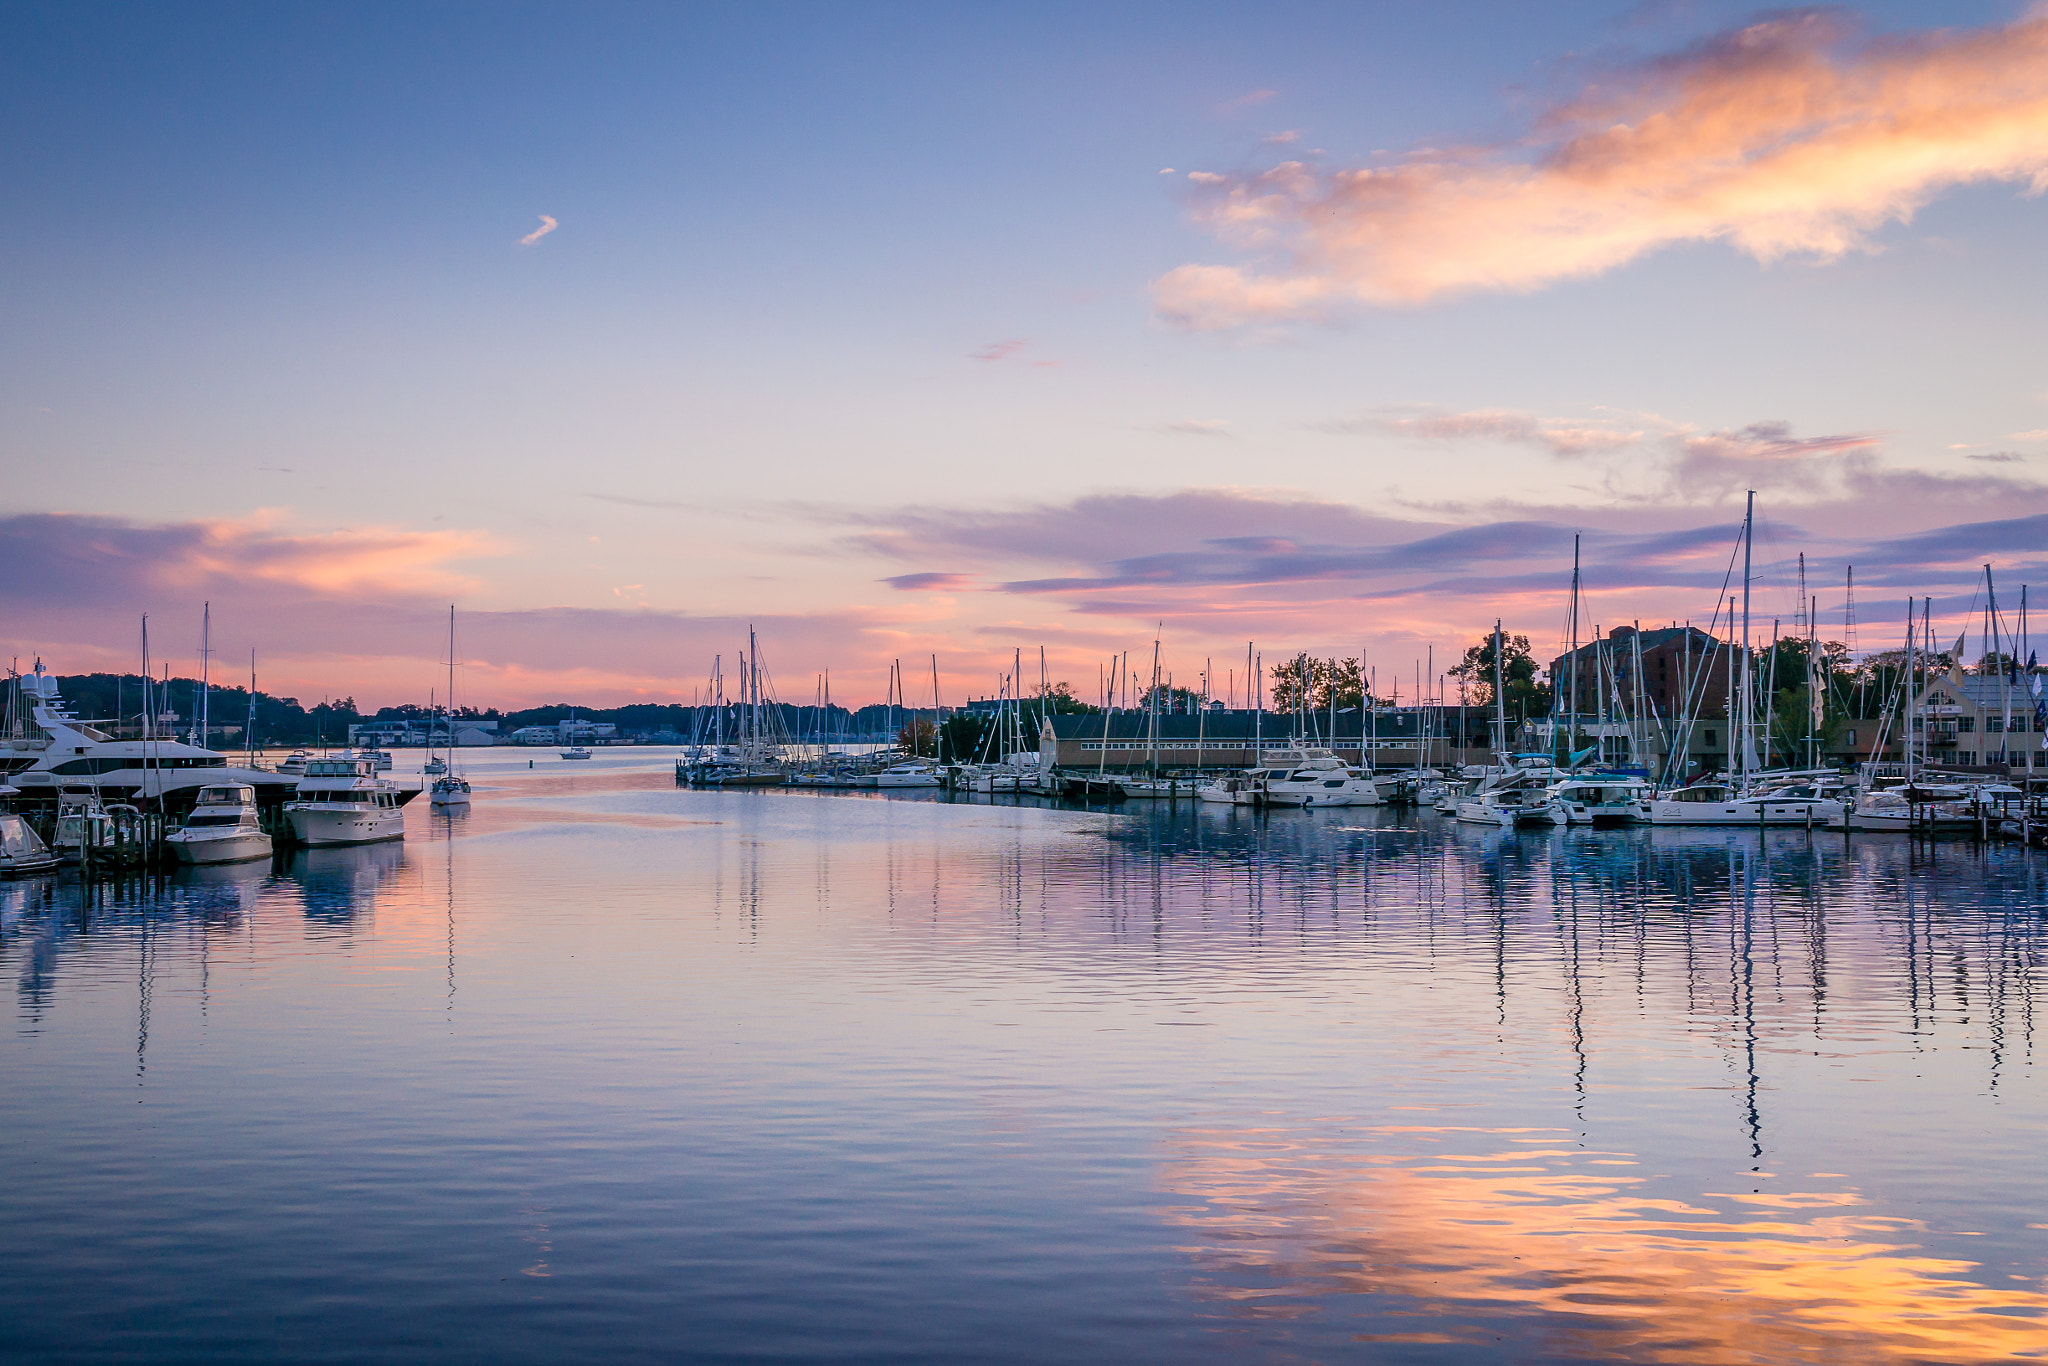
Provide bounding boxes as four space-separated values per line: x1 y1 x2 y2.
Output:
5 1 2047 708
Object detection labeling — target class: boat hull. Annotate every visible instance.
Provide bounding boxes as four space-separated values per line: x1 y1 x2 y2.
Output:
168 830 274 864
287 805 405 847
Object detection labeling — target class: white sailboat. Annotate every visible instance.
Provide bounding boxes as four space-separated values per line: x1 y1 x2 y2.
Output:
430 607 472 808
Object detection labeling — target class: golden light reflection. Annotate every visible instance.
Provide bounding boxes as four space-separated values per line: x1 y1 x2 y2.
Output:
1160 1126 2048 1362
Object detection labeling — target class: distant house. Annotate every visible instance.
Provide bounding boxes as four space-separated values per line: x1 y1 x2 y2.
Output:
351 718 501 747
1913 663 2044 774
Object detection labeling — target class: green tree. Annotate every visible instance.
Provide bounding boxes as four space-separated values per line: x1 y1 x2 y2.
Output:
1448 634 1550 716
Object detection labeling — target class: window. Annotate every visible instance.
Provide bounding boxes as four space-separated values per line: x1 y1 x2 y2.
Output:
1988 718 2005 733
1845 729 1858 747
1958 716 1975 733
1704 729 1717 746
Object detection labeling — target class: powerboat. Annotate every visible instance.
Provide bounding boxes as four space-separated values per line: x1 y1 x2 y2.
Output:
1197 774 1264 806
875 762 943 788
166 784 273 864
1455 786 1565 827
0 814 57 876
1258 747 1384 808
276 750 313 775
285 757 408 846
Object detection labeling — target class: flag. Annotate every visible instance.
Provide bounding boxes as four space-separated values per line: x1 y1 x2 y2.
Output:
1952 630 1968 660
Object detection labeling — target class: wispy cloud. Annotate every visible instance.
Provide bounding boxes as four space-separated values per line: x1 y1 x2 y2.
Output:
883 572 974 591
970 339 1028 362
1220 89 1278 112
518 214 558 246
1156 12 2048 327
1261 130 1301 145
1162 418 1231 436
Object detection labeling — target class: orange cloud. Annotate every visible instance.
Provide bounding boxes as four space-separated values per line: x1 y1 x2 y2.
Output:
1157 12 2048 327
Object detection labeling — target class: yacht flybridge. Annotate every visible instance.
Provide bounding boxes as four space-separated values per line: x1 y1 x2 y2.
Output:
4 662 293 814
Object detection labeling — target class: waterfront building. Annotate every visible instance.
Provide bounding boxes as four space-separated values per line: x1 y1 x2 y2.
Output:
1041 707 1500 772
1911 662 2042 773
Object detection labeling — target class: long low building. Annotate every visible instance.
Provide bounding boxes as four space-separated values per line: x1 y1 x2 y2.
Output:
1041 708 1501 771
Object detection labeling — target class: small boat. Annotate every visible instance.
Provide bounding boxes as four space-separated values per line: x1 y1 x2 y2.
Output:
428 608 471 807
1197 774 1264 806
429 774 472 808
423 757 447 775
0 813 57 876
560 747 593 761
277 749 313 775
166 784 273 864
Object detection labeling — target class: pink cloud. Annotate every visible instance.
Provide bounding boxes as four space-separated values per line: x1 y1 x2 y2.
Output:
970 339 1029 362
1156 12 2048 327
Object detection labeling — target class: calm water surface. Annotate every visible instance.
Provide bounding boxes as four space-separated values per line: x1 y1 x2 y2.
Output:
3 750 2046 1363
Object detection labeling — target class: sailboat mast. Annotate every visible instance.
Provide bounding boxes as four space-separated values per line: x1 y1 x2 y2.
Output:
1567 535 1580 762
1739 491 1754 786
198 601 212 750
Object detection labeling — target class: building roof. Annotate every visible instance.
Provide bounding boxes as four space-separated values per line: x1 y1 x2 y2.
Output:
1046 707 1500 742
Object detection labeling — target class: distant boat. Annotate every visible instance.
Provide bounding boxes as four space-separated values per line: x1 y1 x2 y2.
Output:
560 747 593 761
429 608 472 807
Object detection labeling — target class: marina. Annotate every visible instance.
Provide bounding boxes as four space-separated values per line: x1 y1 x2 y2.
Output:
1 746 2044 1362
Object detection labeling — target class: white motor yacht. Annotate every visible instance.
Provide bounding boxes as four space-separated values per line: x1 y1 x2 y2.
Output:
286 757 408 846
6 662 295 813
166 784 273 864
875 762 942 788
1259 747 1384 808
1455 786 1565 827
276 750 313 775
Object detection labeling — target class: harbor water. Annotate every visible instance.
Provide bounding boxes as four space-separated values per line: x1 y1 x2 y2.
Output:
3 749 2045 1363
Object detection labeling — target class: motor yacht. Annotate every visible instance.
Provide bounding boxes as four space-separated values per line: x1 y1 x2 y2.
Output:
166 784 273 864
1259 746 1384 808
1455 785 1565 827
875 762 942 788
276 750 313 775
285 757 408 846
5 662 294 815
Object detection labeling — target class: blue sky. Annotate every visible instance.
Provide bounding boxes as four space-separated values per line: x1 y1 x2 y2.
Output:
4 1 2043 704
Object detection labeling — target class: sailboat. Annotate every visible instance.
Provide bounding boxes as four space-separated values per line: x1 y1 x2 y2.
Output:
430 607 473 807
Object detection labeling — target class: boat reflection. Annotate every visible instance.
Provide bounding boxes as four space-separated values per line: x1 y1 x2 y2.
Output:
291 840 407 931
1163 1124 2048 1361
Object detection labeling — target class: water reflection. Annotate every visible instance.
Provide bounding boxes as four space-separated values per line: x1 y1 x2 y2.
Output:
0 778 2041 1363
1163 1125 2048 1361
